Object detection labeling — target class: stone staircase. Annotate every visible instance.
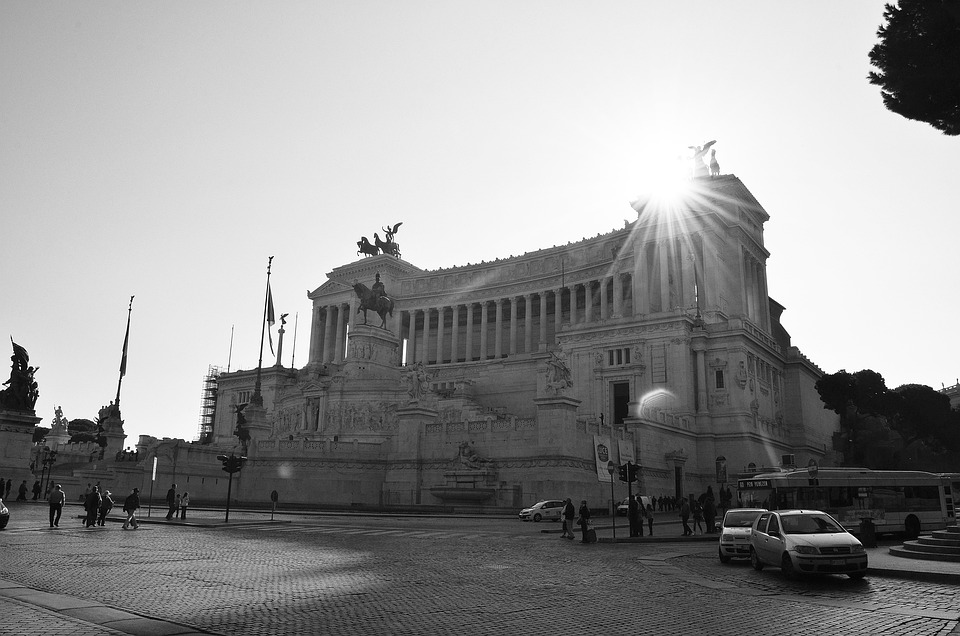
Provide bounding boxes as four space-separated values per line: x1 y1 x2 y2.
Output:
889 525 960 562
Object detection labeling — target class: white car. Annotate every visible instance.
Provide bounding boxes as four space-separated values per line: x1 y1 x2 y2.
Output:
616 496 653 516
749 509 867 579
518 500 565 522
718 508 765 563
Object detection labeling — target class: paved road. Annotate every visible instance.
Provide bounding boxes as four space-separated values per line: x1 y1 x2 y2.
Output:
1 502 958 635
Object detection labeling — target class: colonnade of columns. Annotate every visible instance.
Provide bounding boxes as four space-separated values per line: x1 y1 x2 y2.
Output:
305 236 768 367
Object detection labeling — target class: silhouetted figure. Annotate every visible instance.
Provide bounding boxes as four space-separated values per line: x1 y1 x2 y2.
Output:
710 149 720 177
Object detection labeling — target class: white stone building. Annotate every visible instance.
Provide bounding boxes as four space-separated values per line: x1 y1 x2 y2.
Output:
205 175 839 511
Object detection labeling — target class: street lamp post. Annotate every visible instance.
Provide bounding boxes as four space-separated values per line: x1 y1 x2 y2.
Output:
606 460 616 542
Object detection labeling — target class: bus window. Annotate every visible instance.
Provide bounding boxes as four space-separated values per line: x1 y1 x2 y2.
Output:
904 485 940 512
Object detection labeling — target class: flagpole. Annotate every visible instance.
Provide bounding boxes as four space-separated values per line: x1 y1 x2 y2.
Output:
252 256 274 406
290 312 299 368
115 295 134 407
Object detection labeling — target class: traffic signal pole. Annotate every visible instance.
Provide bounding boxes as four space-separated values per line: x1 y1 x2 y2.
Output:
216 453 246 523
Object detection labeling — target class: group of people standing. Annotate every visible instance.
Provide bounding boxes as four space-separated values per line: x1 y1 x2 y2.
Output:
627 496 656 537
43 483 142 529
165 483 189 520
679 487 719 536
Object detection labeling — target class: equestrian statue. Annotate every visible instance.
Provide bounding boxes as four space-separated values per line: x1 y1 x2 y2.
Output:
352 272 394 328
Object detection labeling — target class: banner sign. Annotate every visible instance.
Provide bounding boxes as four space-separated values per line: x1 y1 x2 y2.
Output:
594 435 612 482
618 439 635 466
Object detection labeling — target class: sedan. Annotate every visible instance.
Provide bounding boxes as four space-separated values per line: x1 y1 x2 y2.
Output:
718 508 765 563
749 509 867 579
518 500 565 522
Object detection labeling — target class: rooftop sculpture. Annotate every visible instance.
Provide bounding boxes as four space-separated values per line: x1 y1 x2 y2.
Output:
0 339 39 411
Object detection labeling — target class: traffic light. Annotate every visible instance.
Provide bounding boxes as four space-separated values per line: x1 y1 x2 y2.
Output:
627 462 639 483
217 454 246 474
618 463 628 482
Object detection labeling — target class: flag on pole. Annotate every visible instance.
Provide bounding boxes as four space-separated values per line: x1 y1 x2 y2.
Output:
266 280 276 355
119 296 133 377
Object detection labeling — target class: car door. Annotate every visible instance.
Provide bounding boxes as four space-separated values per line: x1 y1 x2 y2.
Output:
759 514 786 564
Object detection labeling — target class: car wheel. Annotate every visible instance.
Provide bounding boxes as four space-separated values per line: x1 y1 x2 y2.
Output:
719 548 731 564
533 513 542 522
848 571 866 580
780 553 797 580
750 548 764 571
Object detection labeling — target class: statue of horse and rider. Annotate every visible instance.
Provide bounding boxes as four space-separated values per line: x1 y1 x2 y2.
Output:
352 272 394 328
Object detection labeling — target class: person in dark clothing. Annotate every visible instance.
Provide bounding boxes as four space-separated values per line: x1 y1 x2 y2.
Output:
165 484 177 520
48 484 66 528
628 495 642 537
680 497 692 536
703 495 717 534
16 480 28 501
560 498 576 539
84 486 102 527
578 500 592 543
122 488 141 529
97 490 114 526
32 480 41 500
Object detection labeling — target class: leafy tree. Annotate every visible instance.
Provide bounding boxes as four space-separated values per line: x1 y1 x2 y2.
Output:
32 426 50 444
889 383 954 448
868 0 960 136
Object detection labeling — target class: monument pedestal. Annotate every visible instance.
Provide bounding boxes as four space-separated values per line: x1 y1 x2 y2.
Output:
534 395 581 452
0 409 42 486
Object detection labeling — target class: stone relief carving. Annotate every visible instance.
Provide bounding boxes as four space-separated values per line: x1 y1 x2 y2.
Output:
544 349 573 395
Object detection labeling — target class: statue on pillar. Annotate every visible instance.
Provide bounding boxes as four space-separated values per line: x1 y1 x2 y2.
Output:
234 403 250 452
0 339 39 411
405 361 431 402
352 274 395 328
544 349 573 395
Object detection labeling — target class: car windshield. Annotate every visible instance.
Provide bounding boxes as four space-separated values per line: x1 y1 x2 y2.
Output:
723 511 763 528
781 514 845 534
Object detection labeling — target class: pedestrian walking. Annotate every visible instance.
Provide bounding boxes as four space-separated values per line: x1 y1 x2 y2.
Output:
703 494 717 534
97 490 114 526
48 484 65 528
680 497 692 536
180 492 190 519
84 486 102 527
32 480 41 500
646 503 655 535
577 500 592 543
628 495 642 537
122 488 141 529
165 484 177 520
16 480 28 501
692 497 704 535
560 498 575 539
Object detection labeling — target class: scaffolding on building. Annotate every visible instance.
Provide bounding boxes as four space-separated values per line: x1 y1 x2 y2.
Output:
197 365 221 443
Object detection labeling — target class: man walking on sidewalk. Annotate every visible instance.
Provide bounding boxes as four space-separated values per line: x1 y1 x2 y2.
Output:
165 484 177 520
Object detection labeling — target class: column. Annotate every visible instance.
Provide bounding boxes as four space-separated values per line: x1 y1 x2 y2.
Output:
333 303 346 363
567 284 578 324
613 273 623 317
758 261 771 331
479 301 488 360
323 305 335 363
509 297 518 356
494 299 504 359
696 347 708 414
600 277 609 320
308 305 321 364
436 306 446 364
659 241 671 311
406 310 417 364
538 293 548 351
584 281 594 323
553 288 563 344
422 307 432 364
450 305 460 363
524 294 533 354
465 302 475 361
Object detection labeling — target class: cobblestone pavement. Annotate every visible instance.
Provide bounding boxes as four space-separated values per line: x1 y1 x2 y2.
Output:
1 502 958 635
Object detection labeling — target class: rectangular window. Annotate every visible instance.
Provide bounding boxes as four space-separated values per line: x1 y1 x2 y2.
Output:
652 345 667 383
715 370 724 389
624 348 631 364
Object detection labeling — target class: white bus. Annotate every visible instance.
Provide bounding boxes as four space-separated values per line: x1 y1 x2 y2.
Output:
737 467 955 538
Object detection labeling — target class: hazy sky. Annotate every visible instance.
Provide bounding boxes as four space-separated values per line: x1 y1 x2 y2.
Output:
2 2 956 445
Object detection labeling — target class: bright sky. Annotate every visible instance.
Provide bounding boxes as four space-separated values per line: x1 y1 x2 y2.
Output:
2 2 956 445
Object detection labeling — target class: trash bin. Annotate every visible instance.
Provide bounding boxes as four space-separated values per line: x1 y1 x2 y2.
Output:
859 517 876 548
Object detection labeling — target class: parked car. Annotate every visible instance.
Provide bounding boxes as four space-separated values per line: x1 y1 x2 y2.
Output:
518 500 565 522
616 496 653 516
718 508 766 563
0 498 9 530
749 509 867 579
